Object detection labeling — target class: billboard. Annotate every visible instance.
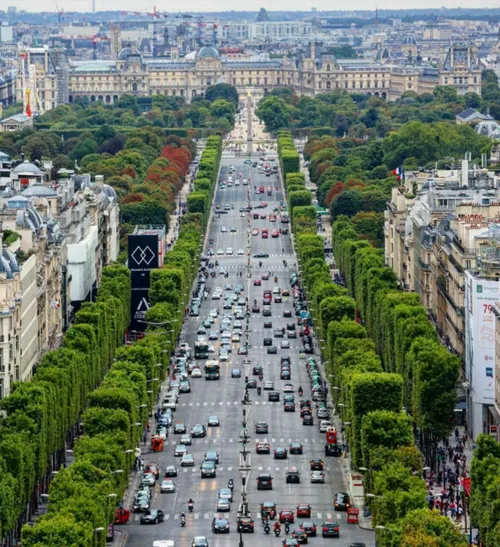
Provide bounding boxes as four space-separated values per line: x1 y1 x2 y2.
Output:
128 233 162 332
465 272 498 406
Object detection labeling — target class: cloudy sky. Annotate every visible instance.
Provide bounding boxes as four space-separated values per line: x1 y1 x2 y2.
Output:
8 1 500 13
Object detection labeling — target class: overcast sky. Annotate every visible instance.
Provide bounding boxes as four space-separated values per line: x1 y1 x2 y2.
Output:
7 1 500 14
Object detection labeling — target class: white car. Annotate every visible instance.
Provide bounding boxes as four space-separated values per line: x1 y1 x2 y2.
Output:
319 420 332 433
220 350 229 361
226 248 233 255
221 226 227 233
209 309 218 318
217 249 224 256
234 180 240 186
283 384 294 393
237 249 245 255
212 292 221 300
175 444 187 457
160 479 176 493
191 367 202 378
231 333 240 343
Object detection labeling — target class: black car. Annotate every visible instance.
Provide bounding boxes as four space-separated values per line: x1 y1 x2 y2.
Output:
292 529 309 544
284 401 295 412
287 331 297 339
252 305 261 313
232 368 242 378
263 307 272 317
200 461 217 478
140 509 165 525
274 447 288 459
263 338 273 346
325 444 342 457
300 521 317 537
267 346 278 354
283 309 292 317
290 442 303 455
334 492 351 511
257 473 273 490
164 465 177 477
302 414 314 426
253 365 263 375
268 391 280 402
281 369 291 379
322 521 340 538
191 424 207 438
274 329 284 338
253 252 269 258
237 516 255 533
286 469 301 483
255 422 269 433
263 321 272 328
246 379 257 388
212 517 230 533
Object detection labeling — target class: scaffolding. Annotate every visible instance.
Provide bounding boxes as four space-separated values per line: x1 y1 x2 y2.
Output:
477 224 500 278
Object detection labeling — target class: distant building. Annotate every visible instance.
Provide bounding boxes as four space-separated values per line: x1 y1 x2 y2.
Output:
0 113 33 132
456 108 494 125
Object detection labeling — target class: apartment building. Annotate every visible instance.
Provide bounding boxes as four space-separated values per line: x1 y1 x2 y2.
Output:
0 154 120 398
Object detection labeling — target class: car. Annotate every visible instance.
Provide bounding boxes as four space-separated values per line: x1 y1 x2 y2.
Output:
191 537 209 547
216 498 231 512
300 521 317 537
303 414 314 426
256 442 271 454
263 320 272 328
246 379 257 388
140 510 165 525
145 464 160 479
174 422 187 434
221 226 227 233
252 365 263 376
310 459 324 471
283 309 292 318
271 229 279 238
296 504 312 518
253 279 262 286
230 226 237 232
274 447 288 459
237 516 255 533
284 401 295 412
349 544 367 547
269 391 280 402
255 421 269 433
232 368 242 378
252 305 261 313
180 434 192 446
208 415 220 427
204 451 220 464
253 252 269 258
179 381 191 393
283 384 294 393
164 465 177 477
217 249 224 256
197 325 206 335
133 497 150 513
264 380 274 390
238 346 248 355
263 337 273 346
175 444 187 457
286 468 301 484
281 369 291 380
334 492 351 511
160 479 176 493
226 247 233 255
219 349 229 361
317 407 330 419
263 307 272 317
292 529 309 544
252 228 259 236
283 539 300 547
238 248 245 255
311 471 325 483
325 444 342 457
212 517 230 533
279 510 295 524
319 420 332 432
290 442 303 455
274 329 284 338
181 453 195 467
200 460 216 478
191 424 207 438
256 473 273 490
208 331 218 340
262 272 270 280
231 333 240 342
281 340 290 349
322 521 340 538
219 488 233 503
191 367 202 378
267 346 278 354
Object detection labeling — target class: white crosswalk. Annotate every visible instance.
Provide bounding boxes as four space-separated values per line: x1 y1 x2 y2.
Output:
134 511 342 522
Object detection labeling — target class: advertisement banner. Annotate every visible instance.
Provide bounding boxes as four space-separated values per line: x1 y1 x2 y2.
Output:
465 273 497 405
130 287 150 332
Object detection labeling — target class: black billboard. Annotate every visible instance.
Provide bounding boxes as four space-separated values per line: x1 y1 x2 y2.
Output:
128 234 160 332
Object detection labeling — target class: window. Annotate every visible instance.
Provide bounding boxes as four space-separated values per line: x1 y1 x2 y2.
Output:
326 81 331 89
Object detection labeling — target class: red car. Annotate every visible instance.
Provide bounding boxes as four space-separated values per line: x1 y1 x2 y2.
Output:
262 229 269 239
279 510 295 524
256 442 271 454
253 279 262 286
296 504 312 518
271 229 279 238
262 272 270 280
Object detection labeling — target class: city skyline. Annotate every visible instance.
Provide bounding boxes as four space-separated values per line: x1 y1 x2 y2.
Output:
5 1 500 14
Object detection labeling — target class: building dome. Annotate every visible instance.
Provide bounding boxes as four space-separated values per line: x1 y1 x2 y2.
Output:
197 46 219 60
21 183 57 198
403 35 417 45
12 160 43 176
117 47 133 60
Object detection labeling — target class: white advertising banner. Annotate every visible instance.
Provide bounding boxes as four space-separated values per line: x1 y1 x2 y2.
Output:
465 272 497 405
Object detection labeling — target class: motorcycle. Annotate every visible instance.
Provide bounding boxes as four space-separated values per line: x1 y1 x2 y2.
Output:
228 479 234 491
283 260 287 267
257 387 262 396
264 523 270 535
188 503 194 513
285 522 290 534
259 374 263 382
180 516 186 527
298 387 303 397
259 261 262 268
209 238 214 244
274 276 278 283
274 525 281 537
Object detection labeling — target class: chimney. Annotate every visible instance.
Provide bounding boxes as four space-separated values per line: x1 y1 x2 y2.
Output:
461 158 469 187
21 153 25 162
310 41 316 61
95 175 104 189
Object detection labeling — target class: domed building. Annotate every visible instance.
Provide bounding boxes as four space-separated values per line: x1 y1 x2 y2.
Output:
197 46 219 60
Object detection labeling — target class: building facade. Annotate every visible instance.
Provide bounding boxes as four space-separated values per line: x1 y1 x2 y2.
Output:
15 42 483 110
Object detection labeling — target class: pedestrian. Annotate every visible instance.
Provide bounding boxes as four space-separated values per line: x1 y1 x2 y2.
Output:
455 427 459 441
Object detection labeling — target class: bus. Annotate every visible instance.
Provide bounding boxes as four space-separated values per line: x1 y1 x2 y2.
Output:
194 340 209 359
204 360 220 380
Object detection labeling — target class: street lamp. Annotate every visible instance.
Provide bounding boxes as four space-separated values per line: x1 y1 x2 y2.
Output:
111 470 124 474
146 378 159 383
366 493 380 498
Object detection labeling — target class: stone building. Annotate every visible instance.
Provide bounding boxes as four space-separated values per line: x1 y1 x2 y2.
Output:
15 42 483 110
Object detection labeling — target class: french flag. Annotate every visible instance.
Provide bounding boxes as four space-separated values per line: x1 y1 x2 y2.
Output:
393 166 404 182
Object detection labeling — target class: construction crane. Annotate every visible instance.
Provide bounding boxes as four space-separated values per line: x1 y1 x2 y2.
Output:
54 0 64 23
90 35 109 60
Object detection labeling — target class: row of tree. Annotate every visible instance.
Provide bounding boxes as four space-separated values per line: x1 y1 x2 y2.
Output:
284 147 465 543
256 73 500 137
0 265 131 544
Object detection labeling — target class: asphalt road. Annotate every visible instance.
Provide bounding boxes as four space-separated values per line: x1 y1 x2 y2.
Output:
122 154 375 547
